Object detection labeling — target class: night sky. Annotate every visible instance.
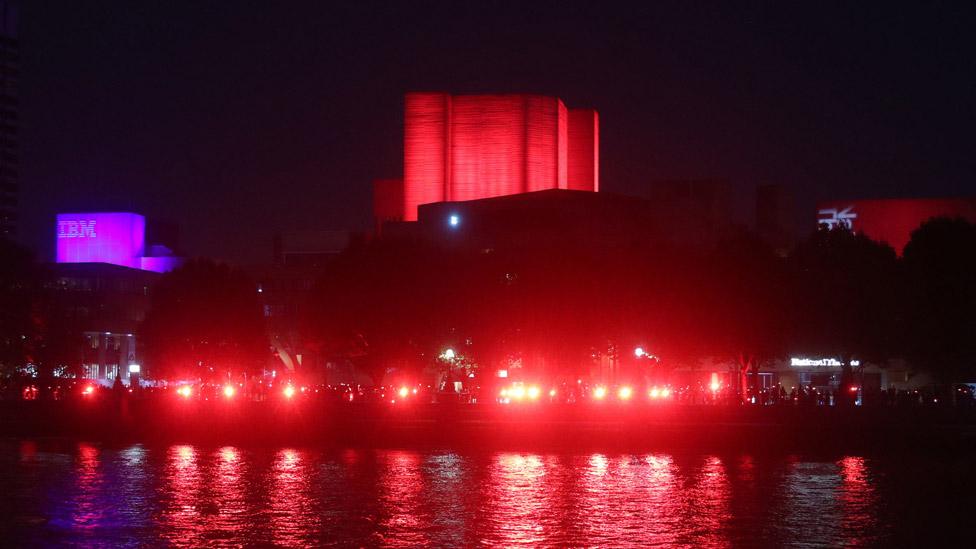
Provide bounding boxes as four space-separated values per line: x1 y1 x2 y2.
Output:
16 2 976 264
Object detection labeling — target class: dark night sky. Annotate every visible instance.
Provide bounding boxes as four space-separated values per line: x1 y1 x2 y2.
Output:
16 1 976 264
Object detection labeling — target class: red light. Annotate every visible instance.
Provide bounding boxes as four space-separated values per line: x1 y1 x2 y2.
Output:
527 386 541 400
618 386 633 400
177 385 192 398
593 386 607 400
82 385 95 396
398 387 409 398
510 385 526 400
549 388 557 397
661 388 671 398
849 386 859 392
649 387 660 399
223 385 235 398
283 385 296 399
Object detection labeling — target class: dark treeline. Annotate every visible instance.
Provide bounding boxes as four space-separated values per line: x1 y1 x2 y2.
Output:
302 218 976 400
1 217 974 401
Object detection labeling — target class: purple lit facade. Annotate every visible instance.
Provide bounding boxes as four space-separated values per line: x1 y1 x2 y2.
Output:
56 212 180 273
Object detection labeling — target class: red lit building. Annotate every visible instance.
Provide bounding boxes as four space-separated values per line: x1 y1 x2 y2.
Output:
816 197 976 254
390 92 598 221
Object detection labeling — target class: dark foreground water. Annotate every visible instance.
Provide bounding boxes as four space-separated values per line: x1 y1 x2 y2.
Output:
1 440 973 547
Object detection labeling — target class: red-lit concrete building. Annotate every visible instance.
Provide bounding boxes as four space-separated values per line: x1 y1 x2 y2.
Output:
374 92 599 223
817 197 976 254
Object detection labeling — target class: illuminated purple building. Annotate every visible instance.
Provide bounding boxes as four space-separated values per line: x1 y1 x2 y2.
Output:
55 212 181 273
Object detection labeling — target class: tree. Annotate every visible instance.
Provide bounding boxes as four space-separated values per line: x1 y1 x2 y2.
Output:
141 259 267 381
787 225 902 404
903 217 976 393
0 238 39 382
304 240 455 385
702 232 789 402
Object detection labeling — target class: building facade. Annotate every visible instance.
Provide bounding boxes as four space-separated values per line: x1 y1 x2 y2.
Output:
56 212 182 272
0 1 17 237
47 263 158 385
46 212 182 385
400 92 599 221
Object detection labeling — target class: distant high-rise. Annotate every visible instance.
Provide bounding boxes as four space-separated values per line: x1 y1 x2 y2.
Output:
0 1 17 237
400 92 599 221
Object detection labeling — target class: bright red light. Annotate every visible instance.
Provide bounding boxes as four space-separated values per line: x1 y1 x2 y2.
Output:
618 386 633 400
661 388 671 398
82 385 95 396
710 373 721 392
510 385 526 400
549 388 557 397
283 385 296 399
177 385 192 398
398 386 409 398
849 386 859 392
527 386 541 400
649 387 660 399
593 386 607 400
223 385 235 398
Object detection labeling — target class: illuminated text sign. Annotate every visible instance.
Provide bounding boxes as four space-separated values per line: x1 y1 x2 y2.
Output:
790 358 861 367
817 206 857 229
57 219 97 238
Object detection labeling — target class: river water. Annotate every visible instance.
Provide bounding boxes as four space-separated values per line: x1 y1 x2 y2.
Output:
0 440 971 547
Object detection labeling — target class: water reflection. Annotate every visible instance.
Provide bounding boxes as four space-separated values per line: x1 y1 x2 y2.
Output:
483 453 550 545
160 444 203 546
212 446 247 541
377 450 428 546
71 443 104 530
838 456 879 545
269 448 318 546
0 442 931 546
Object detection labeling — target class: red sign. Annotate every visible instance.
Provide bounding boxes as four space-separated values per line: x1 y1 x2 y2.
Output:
817 198 976 254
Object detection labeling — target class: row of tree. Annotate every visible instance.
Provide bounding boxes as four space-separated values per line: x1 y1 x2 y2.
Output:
303 217 976 396
2 217 974 398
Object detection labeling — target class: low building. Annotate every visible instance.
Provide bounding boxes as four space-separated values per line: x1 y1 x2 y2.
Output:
46 262 158 385
46 211 183 385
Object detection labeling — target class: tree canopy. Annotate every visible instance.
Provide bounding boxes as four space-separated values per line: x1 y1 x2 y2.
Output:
141 259 267 381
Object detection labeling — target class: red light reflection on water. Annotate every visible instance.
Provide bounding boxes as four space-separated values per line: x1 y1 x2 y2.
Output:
19 440 37 462
270 448 318 546
586 454 731 547
474 452 734 546
483 453 550 545
71 443 104 530
838 456 878 545
214 446 246 531
377 451 428 546
160 445 203 545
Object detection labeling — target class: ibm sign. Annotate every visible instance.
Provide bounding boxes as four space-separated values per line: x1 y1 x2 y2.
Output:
56 212 146 269
57 219 98 239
